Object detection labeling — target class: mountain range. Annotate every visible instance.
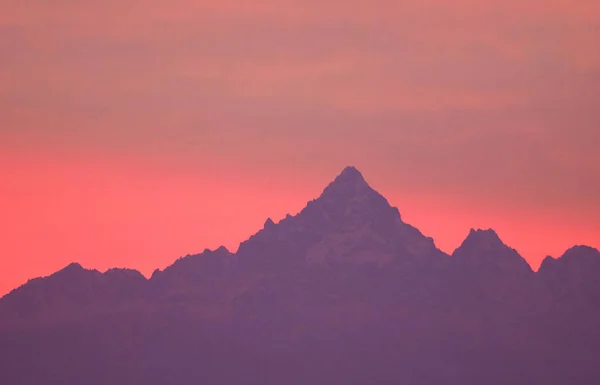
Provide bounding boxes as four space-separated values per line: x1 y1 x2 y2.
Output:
1 166 599 385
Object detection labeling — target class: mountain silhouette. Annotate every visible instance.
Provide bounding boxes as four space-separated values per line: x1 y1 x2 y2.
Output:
0 166 599 385
237 166 442 271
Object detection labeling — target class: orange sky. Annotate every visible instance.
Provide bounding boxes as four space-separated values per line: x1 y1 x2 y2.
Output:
1 0 599 296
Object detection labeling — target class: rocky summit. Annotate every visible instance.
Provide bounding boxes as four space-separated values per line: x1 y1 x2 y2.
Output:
1 167 599 385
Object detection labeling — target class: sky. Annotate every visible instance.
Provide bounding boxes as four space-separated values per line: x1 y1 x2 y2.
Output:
1 0 599 296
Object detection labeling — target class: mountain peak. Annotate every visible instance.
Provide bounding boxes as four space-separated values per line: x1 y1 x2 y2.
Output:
463 228 504 249
539 255 556 269
236 166 441 266
318 166 376 203
454 228 507 256
53 262 92 279
330 166 368 188
264 217 276 229
338 165 364 180
561 245 600 259
454 228 532 274
539 245 600 275
62 262 84 271
537 246 600 294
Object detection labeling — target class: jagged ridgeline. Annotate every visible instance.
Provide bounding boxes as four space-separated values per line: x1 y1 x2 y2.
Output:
1 167 599 385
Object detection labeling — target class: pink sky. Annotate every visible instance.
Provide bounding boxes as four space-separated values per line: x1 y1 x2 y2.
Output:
1 0 599 295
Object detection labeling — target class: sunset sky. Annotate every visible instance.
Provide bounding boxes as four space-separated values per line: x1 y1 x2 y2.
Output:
1 0 599 295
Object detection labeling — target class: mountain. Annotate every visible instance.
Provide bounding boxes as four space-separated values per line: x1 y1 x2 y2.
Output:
537 245 600 312
0 166 599 385
0 263 147 326
452 228 532 276
236 166 442 269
